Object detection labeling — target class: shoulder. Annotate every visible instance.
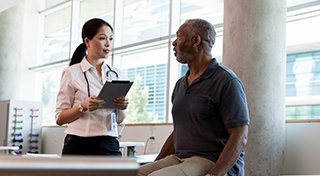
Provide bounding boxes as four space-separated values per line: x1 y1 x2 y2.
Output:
213 65 243 85
62 63 82 75
59 64 83 84
216 65 238 79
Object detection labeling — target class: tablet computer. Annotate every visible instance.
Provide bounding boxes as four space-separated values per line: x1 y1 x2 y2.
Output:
97 80 133 109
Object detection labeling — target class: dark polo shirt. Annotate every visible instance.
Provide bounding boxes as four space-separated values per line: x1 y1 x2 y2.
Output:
172 59 249 176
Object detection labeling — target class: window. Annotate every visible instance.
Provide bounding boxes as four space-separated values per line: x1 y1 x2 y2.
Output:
285 0 320 121
80 0 114 27
114 46 168 123
41 68 66 126
122 0 170 45
286 52 320 97
36 0 320 126
285 51 320 120
45 0 66 8
286 105 320 120
42 7 71 65
34 0 229 125
180 0 223 25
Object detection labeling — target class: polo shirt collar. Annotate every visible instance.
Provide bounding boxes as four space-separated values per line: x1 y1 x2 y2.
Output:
184 58 219 80
199 58 219 79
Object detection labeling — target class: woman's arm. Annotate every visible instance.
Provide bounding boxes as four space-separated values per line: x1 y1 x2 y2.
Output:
56 96 105 126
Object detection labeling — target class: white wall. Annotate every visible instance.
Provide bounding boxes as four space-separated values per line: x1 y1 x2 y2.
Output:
119 125 173 155
285 122 320 175
42 123 320 175
41 124 173 156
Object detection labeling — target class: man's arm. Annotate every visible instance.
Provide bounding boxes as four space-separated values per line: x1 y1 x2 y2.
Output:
207 125 249 176
155 132 175 161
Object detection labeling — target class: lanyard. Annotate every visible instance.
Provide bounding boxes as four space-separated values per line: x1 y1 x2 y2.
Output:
83 64 118 97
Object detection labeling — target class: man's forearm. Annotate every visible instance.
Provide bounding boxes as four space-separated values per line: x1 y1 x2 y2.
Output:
207 125 248 176
155 132 175 161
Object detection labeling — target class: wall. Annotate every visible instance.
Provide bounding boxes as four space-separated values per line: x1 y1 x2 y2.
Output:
0 0 41 101
42 123 320 175
285 122 320 175
41 124 173 156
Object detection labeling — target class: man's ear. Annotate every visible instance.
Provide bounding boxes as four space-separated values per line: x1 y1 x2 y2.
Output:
84 37 90 48
193 35 201 47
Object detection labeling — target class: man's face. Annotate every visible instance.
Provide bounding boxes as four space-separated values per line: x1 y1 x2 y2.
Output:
172 24 193 64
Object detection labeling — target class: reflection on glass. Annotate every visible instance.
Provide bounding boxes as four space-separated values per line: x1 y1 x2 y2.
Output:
114 47 168 123
122 0 170 45
43 7 71 64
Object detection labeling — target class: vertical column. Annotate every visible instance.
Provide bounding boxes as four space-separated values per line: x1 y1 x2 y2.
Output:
0 2 24 100
223 0 287 175
0 0 39 101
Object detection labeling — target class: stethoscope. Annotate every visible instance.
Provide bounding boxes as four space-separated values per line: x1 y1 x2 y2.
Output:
83 64 118 97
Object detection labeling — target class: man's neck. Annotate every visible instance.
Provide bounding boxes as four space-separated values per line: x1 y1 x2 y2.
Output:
187 57 213 86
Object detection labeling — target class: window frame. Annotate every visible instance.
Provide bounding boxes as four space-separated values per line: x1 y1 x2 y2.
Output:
33 0 320 126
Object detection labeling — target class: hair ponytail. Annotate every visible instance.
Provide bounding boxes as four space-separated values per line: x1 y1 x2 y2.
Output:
69 43 86 66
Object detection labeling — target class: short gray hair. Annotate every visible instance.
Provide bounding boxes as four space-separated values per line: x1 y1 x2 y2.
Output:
184 19 216 48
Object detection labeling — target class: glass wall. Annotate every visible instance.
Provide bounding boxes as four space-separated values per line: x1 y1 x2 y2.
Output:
114 46 168 123
285 0 320 120
36 0 320 126
42 7 71 65
122 0 170 45
286 51 320 97
80 0 114 26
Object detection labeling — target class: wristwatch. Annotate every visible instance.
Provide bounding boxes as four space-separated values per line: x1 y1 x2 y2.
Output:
79 103 85 113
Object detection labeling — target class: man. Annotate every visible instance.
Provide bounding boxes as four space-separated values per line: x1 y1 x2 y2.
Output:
137 19 249 176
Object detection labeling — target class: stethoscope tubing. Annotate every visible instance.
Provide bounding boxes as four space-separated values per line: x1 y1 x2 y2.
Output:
83 64 118 97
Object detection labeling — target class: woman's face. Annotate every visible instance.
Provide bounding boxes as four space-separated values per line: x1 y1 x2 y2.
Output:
86 25 113 59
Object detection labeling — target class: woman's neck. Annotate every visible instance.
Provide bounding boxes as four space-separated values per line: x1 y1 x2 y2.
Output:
86 55 104 80
86 55 104 69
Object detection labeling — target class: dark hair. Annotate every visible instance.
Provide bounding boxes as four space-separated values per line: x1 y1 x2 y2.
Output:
185 19 216 48
69 18 113 66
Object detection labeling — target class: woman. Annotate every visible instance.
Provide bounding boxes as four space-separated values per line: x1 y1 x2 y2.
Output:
55 18 128 156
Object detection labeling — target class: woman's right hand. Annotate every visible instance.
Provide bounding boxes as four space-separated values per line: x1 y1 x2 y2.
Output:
82 96 106 112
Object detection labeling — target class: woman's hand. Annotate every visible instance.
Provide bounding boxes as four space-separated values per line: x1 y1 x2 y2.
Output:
82 96 106 112
113 97 129 110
